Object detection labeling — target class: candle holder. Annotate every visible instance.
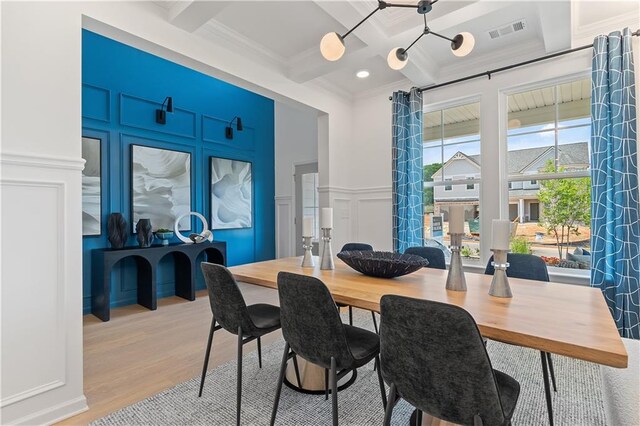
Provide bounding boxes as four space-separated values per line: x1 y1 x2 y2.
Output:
301 236 315 268
446 233 467 291
488 249 512 298
320 227 335 270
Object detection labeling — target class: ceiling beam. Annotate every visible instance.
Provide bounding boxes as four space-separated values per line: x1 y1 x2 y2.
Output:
537 2 572 53
167 1 228 33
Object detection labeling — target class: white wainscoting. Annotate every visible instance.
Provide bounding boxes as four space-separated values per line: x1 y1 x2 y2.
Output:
0 152 87 424
275 195 293 258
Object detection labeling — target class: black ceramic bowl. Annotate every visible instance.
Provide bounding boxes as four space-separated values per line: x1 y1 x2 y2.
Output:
337 250 429 279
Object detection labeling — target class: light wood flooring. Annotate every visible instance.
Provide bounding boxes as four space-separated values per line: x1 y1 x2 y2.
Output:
59 284 282 425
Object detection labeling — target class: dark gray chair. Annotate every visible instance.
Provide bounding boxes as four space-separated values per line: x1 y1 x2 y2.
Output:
405 246 446 270
199 263 301 426
380 295 520 426
270 272 387 426
338 243 378 331
485 253 557 425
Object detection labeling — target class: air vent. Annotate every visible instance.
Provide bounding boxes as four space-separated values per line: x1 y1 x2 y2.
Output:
487 19 527 40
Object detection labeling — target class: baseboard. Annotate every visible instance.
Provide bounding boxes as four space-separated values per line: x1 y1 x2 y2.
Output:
9 395 88 425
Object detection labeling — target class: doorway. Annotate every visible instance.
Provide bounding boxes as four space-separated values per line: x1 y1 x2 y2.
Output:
294 163 319 256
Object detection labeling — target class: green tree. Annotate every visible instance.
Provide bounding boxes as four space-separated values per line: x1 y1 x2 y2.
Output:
537 160 591 258
423 163 442 213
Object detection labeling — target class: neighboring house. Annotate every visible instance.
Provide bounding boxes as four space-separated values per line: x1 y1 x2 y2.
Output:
431 142 589 223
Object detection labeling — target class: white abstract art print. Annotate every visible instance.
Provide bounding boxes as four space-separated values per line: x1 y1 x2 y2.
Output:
131 145 191 232
82 137 101 236
210 157 252 229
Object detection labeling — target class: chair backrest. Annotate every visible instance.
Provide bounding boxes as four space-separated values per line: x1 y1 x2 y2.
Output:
405 246 446 270
380 295 508 425
484 253 549 282
277 272 353 369
341 242 373 252
201 262 254 335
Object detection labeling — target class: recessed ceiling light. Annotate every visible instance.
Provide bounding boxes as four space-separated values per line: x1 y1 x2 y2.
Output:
356 70 370 79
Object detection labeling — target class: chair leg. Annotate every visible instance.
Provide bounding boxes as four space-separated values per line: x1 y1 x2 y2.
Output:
416 410 423 426
546 352 557 392
198 317 216 397
236 327 243 426
257 337 262 369
383 383 397 426
331 357 339 426
540 351 554 426
372 311 379 334
270 342 290 426
375 356 387 408
292 354 302 388
348 306 353 326
325 368 329 400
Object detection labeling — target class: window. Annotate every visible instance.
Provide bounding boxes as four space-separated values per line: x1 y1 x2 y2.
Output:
301 172 319 239
423 101 481 264
507 78 591 272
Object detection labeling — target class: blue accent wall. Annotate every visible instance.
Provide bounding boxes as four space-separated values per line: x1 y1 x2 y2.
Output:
82 30 275 314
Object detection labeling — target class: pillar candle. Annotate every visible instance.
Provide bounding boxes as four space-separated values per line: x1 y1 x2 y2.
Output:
492 219 511 250
449 205 465 234
302 217 314 237
321 208 333 229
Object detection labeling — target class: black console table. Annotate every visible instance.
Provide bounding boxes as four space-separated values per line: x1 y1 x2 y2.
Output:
91 241 226 321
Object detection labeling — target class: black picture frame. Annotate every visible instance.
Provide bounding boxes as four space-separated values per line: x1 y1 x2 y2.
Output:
210 156 253 230
82 136 102 236
130 144 192 233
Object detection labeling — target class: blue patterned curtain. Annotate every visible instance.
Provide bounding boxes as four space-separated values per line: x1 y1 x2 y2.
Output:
590 27 640 339
392 88 424 253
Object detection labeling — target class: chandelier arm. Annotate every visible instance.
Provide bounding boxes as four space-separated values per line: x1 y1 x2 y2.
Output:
342 4 383 38
386 3 422 8
403 31 428 54
429 31 455 43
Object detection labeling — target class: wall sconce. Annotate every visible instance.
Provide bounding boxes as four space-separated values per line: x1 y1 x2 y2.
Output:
225 116 243 139
155 96 173 125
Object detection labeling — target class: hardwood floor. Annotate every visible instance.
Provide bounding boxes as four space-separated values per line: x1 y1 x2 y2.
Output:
59 284 282 425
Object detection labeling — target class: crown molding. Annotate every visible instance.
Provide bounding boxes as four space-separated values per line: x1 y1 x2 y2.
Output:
353 78 412 101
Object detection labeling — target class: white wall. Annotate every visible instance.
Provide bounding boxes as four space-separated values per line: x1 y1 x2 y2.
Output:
274 102 319 258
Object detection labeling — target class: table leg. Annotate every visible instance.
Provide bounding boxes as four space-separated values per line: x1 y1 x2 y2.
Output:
284 357 356 394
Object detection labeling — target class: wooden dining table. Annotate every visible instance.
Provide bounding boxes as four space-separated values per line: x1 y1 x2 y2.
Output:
229 255 628 424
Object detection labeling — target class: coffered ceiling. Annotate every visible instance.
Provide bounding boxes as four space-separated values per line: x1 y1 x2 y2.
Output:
150 1 634 97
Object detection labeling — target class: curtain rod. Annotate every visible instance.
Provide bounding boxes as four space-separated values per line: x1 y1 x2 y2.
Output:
388 29 639 99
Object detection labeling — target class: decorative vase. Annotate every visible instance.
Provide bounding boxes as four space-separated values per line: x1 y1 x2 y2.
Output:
107 213 128 249
136 219 153 248
155 231 174 246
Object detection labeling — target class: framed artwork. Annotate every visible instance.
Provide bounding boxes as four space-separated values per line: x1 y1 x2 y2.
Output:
82 136 102 236
131 144 191 232
210 157 252 229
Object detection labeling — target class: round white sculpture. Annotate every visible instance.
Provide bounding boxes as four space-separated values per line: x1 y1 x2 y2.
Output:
174 212 213 244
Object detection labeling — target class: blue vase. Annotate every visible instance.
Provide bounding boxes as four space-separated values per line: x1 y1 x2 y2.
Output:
136 219 153 248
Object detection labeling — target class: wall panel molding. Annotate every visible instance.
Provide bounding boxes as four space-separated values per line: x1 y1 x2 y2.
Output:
119 93 197 139
0 152 85 171
82 83 111 122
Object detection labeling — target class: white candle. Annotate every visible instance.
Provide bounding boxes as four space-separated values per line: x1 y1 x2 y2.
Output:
321 208 333 229
492 219 511 250
302 217 314 237
449 205 465 234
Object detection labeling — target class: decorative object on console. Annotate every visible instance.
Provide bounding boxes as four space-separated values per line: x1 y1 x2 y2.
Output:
320 207 334 270
320 0 474 69
489 219 513 298
155 96 173 124
174 212 213 244
131 144 191 233
154 229 174 246
107 212 128 249
446 205 467 291
225 116 243 139
337 251 428 279
210 157 252 229
136 218 154 248
301 216 315 267
82 136 101 236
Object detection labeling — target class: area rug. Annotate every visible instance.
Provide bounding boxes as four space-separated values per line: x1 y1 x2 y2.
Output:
92 310 605 425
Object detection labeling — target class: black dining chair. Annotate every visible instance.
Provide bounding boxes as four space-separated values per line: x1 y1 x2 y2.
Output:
405 246 446 270
337 243 379 332
485 253 557 425
199 262 301 426
270 272 387 426
380 295 520 426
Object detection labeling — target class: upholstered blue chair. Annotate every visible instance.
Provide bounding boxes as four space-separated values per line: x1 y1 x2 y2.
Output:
485 253 557 425
405 246 446 270
380 295 520 426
